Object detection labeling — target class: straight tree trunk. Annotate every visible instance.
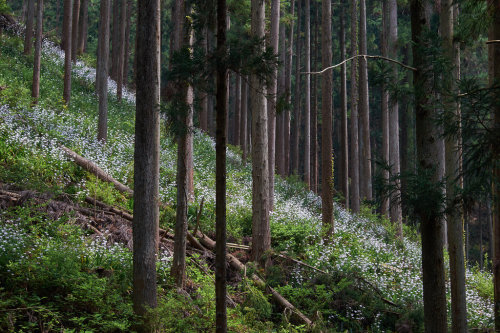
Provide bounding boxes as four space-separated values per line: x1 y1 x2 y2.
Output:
71 0 80 62
215 0 228 329
116 0 126 100
97 0 110 143
240 77 248 162
62 0 72 105
251 0 270 268
132 0 160 325
411 1 448 331
350 0 360 213
31 0 43 103
441 1 467 331
199 28 208 132
491 1 500 330
311 3 318 192
111 0 120 80
31 0 43 104
285 0 294 176
23 0 35 55
381 0 390 217
340 4 349 209
234 74 241 146
303 0 311 188
268 0 280 209
292 0 301 176
321 0 334 235
276 19 286 177
122 0 132 87
359 0 372 201
77 0 88 55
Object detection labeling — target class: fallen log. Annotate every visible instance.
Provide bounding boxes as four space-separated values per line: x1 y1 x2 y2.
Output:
192 230 314 328
85 196 133 221
59 145 134 196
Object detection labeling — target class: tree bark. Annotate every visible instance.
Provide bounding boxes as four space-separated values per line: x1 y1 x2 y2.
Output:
381 0 390 217
122 0 132 87
411 1 448 331
268 0 280 209
97 0 110 143
77 0 88 55
311 3 318 192
215 0 228 329
23 0 35 55
116 0 126 101
276 19 286 177
62 0 72 105
234 74 241 147
358 0 372 201
70 0 80 63
285 0 294 176
31 0 43 103
111 0 120 80
251 0 270 268
133 0 160 324
303 0 310 188
340 4 349 209
350 0 360 213
321 0 334 235
240 77 248 162
292 0 301 176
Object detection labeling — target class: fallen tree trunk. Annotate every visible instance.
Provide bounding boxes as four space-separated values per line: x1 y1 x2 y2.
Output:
59 145 134 196
192 230 314 328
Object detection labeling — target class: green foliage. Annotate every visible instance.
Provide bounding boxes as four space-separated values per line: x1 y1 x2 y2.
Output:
0 0 10 14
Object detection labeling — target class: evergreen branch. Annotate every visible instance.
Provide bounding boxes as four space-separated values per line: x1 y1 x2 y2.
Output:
302 54 416 75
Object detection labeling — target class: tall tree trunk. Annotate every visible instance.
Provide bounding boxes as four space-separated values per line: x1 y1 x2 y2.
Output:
116 0 126 100
358 0 372 201
311 2 318 193
199 28 208 132
23 0 35 55
285 0 294 176
111 0 120 80
321 0 334 235
292 0 301 176
97 0 110 143
215 0 228 329
441 1 467 331
303 0 310 188
276 19 286 177
388 0 402 236
71 0 80 63
62 0 72 105
31 0 43 103
340 4 349 209
350 0 360 213
122 0 132 87
411 1 448 331
268 0 280 209
381 0 390 217
251 0 270 268
77 0 88 55
132 0 160 326
234 74 241 146
240 77 248 162
491 1 500 330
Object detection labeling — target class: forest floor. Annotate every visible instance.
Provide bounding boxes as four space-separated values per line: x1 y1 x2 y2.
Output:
0 18 495 332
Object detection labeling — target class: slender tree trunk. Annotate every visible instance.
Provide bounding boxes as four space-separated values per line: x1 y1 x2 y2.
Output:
381 0 390 217
321 0 334 235
388 0 402 236
111 0 120 80
116 0 126 100
199 28 208 132
132 0 160 326
285 0 294 176
268 0 280 209
441 1 467 331
359 0 372 201
63 0 72 105
234 74 241 147
77 0 88 55
215 0 228 329
411 1 448 331
276 19 286 177
311 3 318 192
71 0 80 62
24 0 35 55
491 1 500 330
340 4 349 209
350 0 360 213
31 0 43 103
292 0 301 176
240 77 248 162
303 0 310 188
122 0 132 87
251 0 270 268
97 0 110 143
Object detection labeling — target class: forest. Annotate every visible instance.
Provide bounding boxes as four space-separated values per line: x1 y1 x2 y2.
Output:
0 0 498 331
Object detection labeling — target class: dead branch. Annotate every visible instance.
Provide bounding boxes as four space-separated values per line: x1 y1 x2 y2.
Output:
302 54 416 75
85 196 133 221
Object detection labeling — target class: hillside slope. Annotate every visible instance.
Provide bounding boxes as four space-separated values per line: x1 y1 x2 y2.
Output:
0 26 494 332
